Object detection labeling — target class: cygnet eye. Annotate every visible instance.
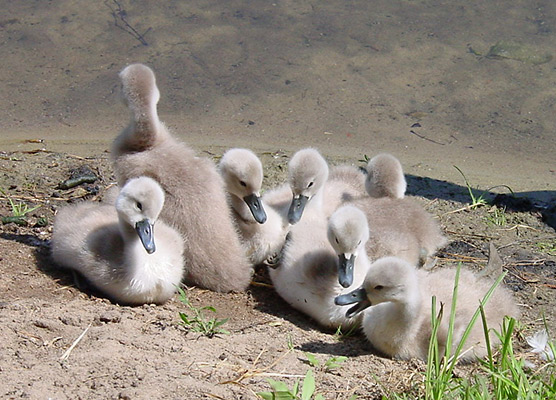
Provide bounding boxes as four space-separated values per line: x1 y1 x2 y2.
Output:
357 240 361 246
307 181 314 188
374 285 384 291
335 237 339 244
239 180 247 187
136 202 143 211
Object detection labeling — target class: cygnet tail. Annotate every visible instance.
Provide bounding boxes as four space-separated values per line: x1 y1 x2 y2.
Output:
119 63 162 151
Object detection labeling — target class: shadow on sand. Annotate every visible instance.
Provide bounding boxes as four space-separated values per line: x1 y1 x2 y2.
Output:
0 232 107 301
405 174 556 230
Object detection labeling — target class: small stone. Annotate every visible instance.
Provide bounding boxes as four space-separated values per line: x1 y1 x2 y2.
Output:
97 311 121 324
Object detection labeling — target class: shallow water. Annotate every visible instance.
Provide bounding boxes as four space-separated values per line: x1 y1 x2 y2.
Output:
1 0 554 201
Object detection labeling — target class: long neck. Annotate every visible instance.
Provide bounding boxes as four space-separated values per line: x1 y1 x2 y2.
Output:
131 95 158 127
229 193 255 223
352 246 371 285
310 185 325 212
384 284 423 341
117 215 146 258
399 287 422 326
113 102 166 154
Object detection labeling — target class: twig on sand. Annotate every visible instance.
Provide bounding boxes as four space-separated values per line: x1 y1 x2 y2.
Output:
218 347 302 388
443 230 497 240
499 224 539 232
2 149 89 160
409 130 446 145
60 323 92 362
105 0 151 46
250 281 273 288
204 393 228 400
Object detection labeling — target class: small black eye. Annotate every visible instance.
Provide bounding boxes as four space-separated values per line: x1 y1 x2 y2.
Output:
374 285 384 291
335 237 339 244
307 181 314 188
239 180 247 187
136 202 143 211
357 240 361 246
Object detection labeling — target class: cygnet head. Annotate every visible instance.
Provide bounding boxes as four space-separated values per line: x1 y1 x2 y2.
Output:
219 148 267 224
287 148 329 224
116 176 165 254
119 64 160 115
365 153 406 199
328 205 370 288
335 257 415 318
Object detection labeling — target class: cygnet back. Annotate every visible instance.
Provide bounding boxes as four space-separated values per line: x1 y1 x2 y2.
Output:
365 153 407 199
111 63 253 292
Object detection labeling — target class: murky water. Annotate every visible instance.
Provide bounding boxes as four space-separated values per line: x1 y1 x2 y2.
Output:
1 0 554 201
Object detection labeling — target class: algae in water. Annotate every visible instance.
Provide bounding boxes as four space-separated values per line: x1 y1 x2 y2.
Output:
486 41 552 65
470 41 552 65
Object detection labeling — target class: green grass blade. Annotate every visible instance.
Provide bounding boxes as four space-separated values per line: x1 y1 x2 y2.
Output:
301 369 316 400
448 271 507 366
304 352 320 368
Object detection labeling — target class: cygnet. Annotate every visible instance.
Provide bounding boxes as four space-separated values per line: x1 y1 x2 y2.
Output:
51 177 185 305
111 63 253 292
335 256 520 362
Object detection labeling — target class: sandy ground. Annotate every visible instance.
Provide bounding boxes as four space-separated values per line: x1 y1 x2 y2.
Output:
1 1 556 399
1 149 555 399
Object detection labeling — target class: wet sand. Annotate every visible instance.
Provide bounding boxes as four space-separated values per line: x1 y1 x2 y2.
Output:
1 0 555 202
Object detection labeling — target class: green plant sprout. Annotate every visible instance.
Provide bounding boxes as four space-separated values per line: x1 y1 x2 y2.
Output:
453 166 488 209
286 335 295 351
8 197 40 217
303 352 347 372
333 324 359 340
0 188 40 225
484 206 507 227
257 369 324 400
358 154 370 164
177 287 229 338
452 166 514 212
535 240 556 256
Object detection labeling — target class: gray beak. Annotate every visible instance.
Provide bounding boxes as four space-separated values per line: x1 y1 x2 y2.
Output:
243 193 267 224
334 287 371 318
338 254 356 288
288 195 309 224
135 219 155 254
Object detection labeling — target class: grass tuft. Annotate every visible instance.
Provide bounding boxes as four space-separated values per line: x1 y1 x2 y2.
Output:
0 187 40 225
177 287 229 338
302 352 347 372
387 265 556 400
257 369 325 400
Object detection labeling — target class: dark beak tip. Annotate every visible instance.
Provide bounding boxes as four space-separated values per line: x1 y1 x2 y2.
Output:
339 279 351 288
287 209 301 225
287 195 308 225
